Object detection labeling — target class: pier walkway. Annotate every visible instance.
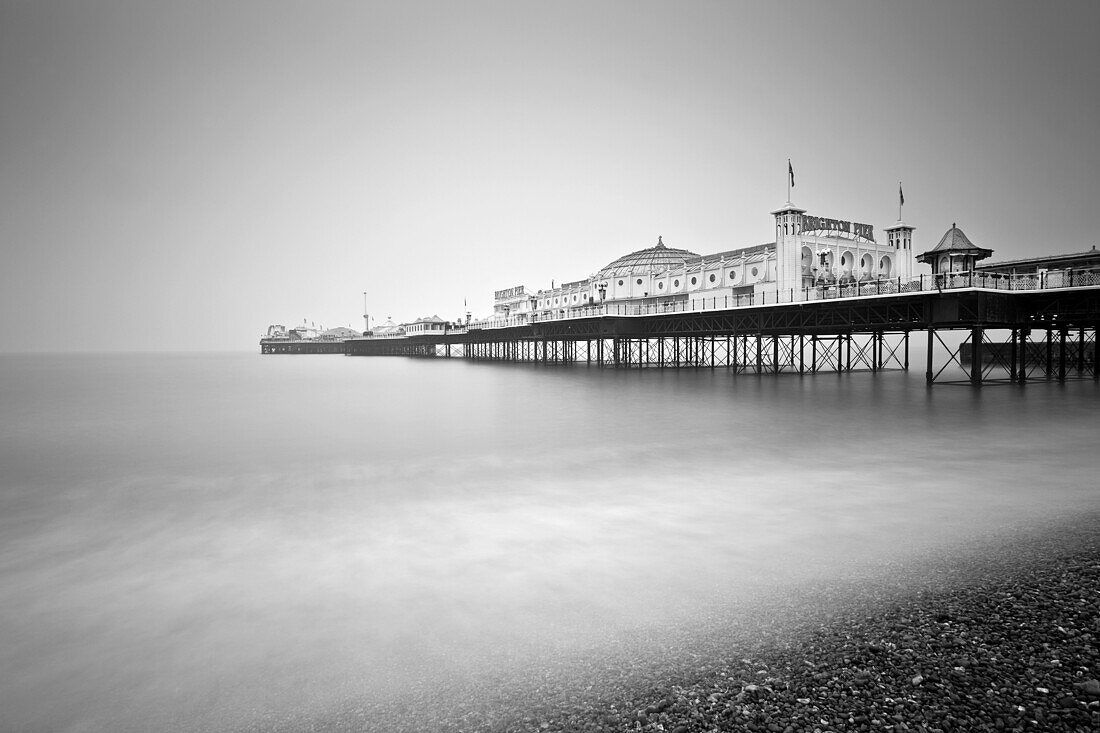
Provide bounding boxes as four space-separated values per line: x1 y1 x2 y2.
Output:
267 273 1100 386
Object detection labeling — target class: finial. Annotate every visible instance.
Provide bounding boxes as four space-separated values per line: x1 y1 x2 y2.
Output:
657 235 664 248
952 222 956 229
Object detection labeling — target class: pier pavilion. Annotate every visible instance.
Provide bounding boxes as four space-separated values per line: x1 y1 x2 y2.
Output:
495 202 910 325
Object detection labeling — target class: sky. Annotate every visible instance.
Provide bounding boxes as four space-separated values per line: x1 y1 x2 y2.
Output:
2 0 1098 352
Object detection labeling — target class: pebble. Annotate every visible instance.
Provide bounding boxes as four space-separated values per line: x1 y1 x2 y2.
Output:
289 522 1100 732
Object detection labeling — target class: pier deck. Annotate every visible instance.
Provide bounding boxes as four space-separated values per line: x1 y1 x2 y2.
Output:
266 285 1100 386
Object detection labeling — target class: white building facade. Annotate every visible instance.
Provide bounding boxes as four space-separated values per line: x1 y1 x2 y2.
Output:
493 203 915 321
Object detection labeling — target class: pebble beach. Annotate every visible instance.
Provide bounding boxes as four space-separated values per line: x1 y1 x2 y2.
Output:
312 514 1100 733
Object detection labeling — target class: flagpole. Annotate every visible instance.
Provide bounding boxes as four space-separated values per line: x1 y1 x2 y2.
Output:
787 159 791 203
898 181 902 221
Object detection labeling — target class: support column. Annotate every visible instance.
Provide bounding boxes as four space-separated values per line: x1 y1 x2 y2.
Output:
1077 328 1085 374
1094 323 1100 381
971 327 984 387
1058 328 1068 381
926 328 935 385
1019 329 1029 384
1094 323 1100 380
1010 328 1019 383
1045 329 1054 377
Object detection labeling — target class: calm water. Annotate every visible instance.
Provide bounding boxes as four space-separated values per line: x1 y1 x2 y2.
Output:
0 353 1096 731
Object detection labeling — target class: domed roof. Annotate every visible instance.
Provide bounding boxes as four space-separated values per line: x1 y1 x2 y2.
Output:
599 236 700 277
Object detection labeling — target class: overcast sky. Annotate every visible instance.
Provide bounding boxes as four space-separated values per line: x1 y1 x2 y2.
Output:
2 0 1098 352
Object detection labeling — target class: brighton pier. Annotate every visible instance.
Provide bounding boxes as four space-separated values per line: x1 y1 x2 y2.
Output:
262 202 1100 386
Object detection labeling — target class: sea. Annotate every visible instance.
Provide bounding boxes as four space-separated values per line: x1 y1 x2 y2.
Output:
0 352 1096 732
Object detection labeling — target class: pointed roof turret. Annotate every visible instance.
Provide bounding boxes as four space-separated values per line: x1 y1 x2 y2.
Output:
917 224 993 266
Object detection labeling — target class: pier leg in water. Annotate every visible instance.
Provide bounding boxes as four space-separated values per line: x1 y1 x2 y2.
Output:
971 327 984 387
1058 328 1067 381
926 328 935 385
1010 328 1018 383
1019 329 1029 384
1046 329 1053 378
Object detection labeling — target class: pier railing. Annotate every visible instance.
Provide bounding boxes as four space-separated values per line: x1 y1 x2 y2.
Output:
517 268 1100 325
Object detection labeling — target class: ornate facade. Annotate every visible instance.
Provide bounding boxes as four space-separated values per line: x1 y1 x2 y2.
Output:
495 202 916 320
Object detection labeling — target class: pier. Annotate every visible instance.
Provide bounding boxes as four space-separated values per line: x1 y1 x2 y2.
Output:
307 276 1100 386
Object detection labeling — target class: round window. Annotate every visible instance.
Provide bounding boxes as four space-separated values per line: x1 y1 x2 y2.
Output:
658 282 664 290
618 280 624 286
572 295 577 302
691 277 697 285
636 278 643 285
674 279 680 287
554 298 559 304
751 267 759 277
709 274 716 283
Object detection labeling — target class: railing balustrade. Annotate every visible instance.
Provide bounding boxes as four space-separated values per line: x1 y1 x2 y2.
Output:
400 267 1100 329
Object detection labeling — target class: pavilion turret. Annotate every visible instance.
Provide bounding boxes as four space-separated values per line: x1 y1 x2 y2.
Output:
917 224 993 274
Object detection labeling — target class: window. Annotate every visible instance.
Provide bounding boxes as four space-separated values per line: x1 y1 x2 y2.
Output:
674 279 680 287
618 279 624 286
636 278 643 285
691 277 697 285
751 267 758 277
658 282 664 289
709 274 716 283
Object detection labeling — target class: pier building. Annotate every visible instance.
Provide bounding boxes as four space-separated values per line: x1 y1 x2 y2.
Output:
495 202 911 325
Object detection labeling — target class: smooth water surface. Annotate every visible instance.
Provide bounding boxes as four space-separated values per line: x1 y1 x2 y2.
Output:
0 353 1096 731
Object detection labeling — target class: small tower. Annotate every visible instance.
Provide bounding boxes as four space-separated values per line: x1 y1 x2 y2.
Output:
917 224 993 274
771 202 806 294
884 221 915 280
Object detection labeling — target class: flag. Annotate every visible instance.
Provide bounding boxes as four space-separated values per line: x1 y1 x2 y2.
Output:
899 182 904 206
788 159 795 188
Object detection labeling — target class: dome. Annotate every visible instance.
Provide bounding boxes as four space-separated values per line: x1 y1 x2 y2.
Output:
599 236 700 277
